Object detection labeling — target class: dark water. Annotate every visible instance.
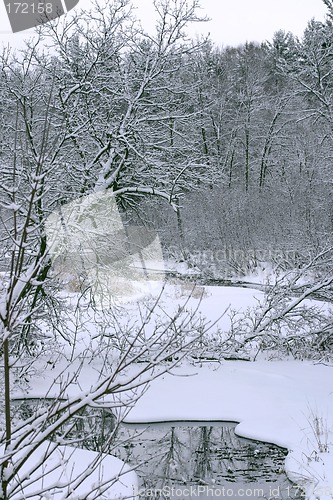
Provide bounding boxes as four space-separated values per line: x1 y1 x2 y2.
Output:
14 401 304 500
114 421 304 500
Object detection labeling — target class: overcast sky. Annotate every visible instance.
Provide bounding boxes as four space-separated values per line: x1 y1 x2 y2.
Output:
0 0 328 50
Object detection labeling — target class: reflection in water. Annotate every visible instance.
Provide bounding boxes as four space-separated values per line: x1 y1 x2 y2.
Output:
14 402 303 499
114 422 304 499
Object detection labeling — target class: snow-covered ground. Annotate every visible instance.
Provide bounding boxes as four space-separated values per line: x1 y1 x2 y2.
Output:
1 441 137 499
125 359 333 499
10 279 333 499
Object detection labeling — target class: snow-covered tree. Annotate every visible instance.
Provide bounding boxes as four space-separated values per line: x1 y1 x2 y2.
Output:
0 1 216 497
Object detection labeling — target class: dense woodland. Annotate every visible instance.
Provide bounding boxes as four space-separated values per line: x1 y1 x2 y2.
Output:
1 0 333 277
1 1 333 497
0 0 333 373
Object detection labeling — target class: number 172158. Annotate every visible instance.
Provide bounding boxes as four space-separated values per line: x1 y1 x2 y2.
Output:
6 3 53 14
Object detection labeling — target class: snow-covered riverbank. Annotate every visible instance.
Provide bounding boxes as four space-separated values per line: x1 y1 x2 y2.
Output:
125 359 333 499
10 280 333 499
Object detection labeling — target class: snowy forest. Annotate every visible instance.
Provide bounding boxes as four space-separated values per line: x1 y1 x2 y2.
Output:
1 0 333 498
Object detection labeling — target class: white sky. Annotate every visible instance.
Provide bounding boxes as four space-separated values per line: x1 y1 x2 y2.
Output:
0 0 328 50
